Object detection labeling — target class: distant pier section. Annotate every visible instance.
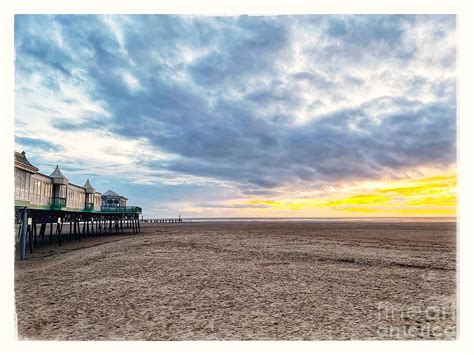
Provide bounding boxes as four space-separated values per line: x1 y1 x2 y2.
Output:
142 216 184 224
14 151 143 260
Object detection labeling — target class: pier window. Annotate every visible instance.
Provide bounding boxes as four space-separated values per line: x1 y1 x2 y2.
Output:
94 195 101 210
15 168 30 201
66 187 86 209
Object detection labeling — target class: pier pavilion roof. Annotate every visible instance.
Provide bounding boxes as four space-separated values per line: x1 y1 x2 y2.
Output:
49 165 69 185
83 179 96 194
14 151 39 174
102 190 128 201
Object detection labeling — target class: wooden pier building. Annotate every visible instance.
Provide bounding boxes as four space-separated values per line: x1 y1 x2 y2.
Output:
14 151 142 260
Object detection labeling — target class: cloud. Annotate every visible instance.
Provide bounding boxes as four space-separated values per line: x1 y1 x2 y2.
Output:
14 15 456 216
15 136 63 152
189 16 291 87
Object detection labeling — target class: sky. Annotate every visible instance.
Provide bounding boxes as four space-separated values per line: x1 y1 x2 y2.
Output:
14 15 457 218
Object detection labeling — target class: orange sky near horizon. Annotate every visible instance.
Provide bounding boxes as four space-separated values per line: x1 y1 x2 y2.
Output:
242 172 457 217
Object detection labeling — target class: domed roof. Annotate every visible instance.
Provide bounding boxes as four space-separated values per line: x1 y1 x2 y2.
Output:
102 190 119 196
83 178 96 193
102 190 128 200
49 165 69 184
83 179 94 189
49 165 66 178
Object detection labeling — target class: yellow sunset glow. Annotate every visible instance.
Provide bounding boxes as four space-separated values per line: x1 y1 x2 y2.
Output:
246 173 457 216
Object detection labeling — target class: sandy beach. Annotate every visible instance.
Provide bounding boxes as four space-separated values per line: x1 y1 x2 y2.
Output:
14 221 456 340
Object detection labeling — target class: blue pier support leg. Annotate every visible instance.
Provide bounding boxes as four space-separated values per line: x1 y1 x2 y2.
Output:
20 207 28 261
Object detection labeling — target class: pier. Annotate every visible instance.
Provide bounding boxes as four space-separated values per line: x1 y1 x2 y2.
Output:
14 151 142 260
141 216 184 224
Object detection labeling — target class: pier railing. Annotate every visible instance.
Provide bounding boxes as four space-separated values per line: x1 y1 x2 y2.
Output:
51 197 66 209
100 206 142 213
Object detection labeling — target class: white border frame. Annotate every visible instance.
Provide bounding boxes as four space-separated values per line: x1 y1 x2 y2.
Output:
1 1 472 354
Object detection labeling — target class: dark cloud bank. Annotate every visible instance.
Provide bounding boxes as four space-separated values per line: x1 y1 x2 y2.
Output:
15 15 456 191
